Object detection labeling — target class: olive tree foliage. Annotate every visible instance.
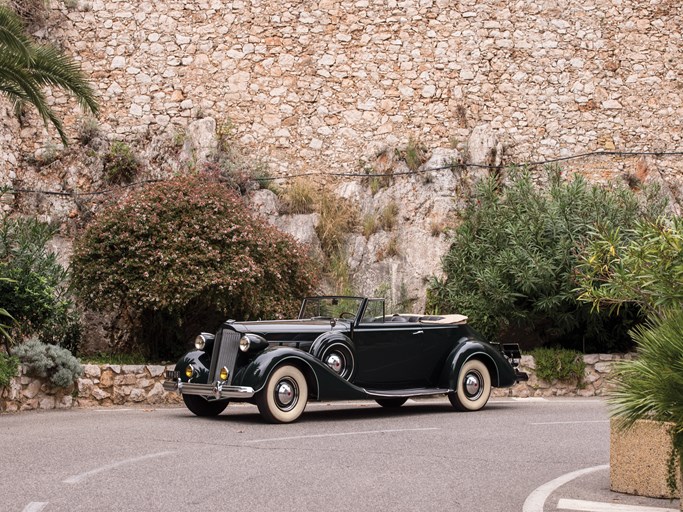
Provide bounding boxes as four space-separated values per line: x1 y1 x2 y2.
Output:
71 173 319 358
427 169 666 352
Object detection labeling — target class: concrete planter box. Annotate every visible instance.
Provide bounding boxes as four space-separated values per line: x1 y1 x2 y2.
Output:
610 418 681 508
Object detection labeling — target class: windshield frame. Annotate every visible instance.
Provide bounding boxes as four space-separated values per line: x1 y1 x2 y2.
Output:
298 296 366 321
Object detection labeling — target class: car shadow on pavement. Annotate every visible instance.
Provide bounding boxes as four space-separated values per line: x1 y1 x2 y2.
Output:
175 400 513 425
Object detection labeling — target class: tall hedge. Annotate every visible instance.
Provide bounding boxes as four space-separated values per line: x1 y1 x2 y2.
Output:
72 173 318 358
427 169 665 352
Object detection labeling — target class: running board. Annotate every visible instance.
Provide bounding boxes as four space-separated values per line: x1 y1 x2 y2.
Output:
364 388 451 399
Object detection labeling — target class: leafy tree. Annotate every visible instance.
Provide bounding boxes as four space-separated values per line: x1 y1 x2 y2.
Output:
71 173 319 359
0 5 99 144
427 168 665 352
0 216 81 352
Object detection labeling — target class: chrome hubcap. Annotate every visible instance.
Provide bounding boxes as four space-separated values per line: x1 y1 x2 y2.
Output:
326 353 343 374
464 371 483 400
275 379 298 411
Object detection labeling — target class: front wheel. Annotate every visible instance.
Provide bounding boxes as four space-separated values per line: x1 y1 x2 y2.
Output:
256 365 308 423
182 394 229 417
448 359 491 412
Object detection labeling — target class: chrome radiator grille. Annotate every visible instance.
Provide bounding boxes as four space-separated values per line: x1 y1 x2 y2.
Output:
208 329 241 384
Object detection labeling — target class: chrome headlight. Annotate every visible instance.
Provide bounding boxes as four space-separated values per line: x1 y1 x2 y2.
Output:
195 334 207 350
239 335 250 352
194 332 215 350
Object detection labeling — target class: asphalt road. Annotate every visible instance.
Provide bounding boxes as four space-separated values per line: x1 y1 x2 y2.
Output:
0 398 676 512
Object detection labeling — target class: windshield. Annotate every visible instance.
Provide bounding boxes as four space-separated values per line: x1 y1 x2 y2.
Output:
299 297 364 320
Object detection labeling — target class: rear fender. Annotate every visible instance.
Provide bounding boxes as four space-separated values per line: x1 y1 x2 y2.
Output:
439 340 514 389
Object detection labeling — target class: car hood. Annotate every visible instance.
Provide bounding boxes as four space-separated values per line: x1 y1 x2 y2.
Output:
225 318 351 336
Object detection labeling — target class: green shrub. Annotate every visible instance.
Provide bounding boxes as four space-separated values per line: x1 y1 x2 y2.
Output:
207 119 273 194
0 216 81 352
362 214 378 238
71 173 318 359
280 179 317 214
0 278 15 346
316 189 357 256
427 168 665 352
379 201 399 231
576 218 683 316
0 351 19 388
103 141 140 184
13 339 82 388
77 116 100 146
398 137 427 171
531 347 585 384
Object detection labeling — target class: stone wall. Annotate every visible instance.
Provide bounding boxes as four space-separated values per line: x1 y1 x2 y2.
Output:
491 352 631 398
0 363 181 412
0 353 629 412
3 0 683 189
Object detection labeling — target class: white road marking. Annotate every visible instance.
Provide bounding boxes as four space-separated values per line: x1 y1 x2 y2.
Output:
557 498 679 511
531 420 610 425
522 464 609 512
22 503 48 512
63 451 174 484
512 397 548 401
246 427 440 444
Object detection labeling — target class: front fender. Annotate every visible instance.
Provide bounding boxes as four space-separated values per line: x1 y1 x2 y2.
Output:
234 347 368 401
439 340 517 389
174 349 212 384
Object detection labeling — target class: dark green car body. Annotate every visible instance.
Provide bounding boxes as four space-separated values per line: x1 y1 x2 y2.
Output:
164 296 527 423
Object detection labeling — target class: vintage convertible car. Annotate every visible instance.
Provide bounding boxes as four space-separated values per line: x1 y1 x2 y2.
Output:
163 296 528 423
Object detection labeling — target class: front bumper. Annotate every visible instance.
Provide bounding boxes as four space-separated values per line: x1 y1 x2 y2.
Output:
163 379 255 400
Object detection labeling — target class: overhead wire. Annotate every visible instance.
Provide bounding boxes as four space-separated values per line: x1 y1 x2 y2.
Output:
4 148 683 199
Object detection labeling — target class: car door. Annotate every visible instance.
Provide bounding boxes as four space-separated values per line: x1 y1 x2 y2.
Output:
352 319 453 389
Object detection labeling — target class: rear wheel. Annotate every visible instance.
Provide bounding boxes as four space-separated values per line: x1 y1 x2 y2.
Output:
448 359 491 412
182 394 229 417
376 398 408 408
256 365 308 423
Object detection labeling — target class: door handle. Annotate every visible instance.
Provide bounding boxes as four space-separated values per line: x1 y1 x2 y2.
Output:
413 330 424 335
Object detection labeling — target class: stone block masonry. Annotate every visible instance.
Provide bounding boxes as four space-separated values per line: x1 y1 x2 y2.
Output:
0 353 629 412
3 0 683 182
0 364 181 412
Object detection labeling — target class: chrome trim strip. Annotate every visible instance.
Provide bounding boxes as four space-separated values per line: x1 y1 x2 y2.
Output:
364 388 451 398
162 379 255 399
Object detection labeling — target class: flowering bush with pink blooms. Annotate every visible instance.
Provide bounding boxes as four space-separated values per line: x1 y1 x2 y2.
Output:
71 173 318 358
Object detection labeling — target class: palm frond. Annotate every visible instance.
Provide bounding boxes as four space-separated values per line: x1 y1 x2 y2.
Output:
31 44 99 115
0 4 98 144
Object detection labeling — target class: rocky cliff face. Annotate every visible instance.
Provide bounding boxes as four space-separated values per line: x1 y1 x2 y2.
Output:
3 0 683 347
